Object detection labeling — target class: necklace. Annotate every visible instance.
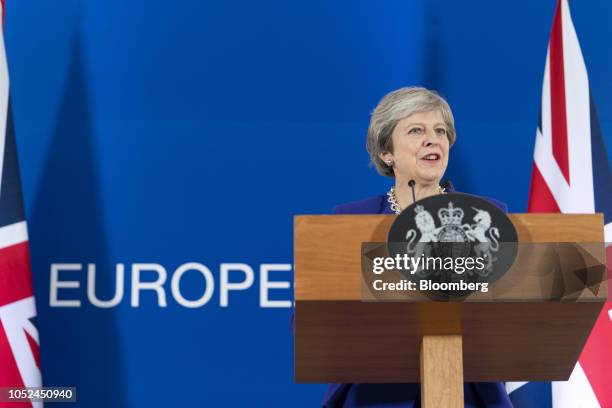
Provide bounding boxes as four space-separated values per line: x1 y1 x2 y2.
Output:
386 185 445 215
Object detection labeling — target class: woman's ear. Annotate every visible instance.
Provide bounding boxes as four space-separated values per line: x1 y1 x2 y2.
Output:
380 152 393 166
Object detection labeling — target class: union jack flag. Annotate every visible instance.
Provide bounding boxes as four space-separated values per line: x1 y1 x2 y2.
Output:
0 1 42 407
507 0 612 406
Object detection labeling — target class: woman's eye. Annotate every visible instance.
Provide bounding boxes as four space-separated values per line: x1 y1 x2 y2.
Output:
436 128 447 135
408 127 423 134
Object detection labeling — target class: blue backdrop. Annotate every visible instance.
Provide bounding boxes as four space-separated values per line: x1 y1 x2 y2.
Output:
4 0 612 406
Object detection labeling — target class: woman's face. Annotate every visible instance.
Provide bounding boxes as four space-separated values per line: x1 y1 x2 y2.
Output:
381 110 450 185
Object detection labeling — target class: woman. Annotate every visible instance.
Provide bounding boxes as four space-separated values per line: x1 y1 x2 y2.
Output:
323 87 512 407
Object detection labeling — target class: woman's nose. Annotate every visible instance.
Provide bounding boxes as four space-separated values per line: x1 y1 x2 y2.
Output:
423 129 438 146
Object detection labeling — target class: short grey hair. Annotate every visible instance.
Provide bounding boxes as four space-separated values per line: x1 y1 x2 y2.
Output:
366 86 456 177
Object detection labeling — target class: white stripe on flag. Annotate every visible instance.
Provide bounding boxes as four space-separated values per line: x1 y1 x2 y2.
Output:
0 221 29 249
0 1 9 199
505 381 528 394
604 222 612 244
560 0 595 212
552 362 600 408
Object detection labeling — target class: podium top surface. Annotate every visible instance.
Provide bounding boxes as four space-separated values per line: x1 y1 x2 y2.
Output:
294 213 607 302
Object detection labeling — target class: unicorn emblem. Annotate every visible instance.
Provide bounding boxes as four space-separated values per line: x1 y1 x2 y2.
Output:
464 207 500 275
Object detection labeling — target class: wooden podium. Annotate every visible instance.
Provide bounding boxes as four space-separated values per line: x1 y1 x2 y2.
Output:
294 214 608 407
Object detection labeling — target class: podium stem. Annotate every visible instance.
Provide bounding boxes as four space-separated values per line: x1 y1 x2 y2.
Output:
420 334 464 408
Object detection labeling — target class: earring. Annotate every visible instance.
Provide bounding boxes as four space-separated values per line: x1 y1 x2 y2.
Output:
386 160 393 166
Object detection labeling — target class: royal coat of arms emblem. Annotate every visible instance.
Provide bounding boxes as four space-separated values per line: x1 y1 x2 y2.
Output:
387 193 518 293
405 202 500 276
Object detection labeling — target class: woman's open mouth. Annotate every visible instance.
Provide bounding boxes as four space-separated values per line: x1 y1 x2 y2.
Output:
420 153 441 164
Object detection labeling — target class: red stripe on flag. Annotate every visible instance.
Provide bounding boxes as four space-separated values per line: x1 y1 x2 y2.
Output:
549 0 570 183
0 242 34 308
578 246 612 406
0 320 31 408
528 162 560 212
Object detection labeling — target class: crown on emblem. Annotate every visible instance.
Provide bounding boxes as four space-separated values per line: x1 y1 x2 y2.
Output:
414 205 425 214
438 202 464 226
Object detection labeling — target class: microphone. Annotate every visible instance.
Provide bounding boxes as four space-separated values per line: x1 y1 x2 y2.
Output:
442 179 455 192
408 179 416 203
